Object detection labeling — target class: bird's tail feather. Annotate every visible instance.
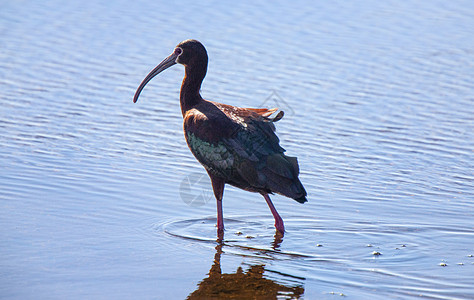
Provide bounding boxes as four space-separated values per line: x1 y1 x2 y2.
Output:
263 154 307 203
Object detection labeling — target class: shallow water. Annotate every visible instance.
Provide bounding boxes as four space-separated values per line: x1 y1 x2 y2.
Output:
1 1 473 299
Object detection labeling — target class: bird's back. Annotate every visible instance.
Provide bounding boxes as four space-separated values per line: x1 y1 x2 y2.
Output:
184 100 307 203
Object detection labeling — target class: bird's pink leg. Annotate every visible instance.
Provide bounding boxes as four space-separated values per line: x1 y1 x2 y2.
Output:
216 197 224 232
209 174 225 234
263 194 285 234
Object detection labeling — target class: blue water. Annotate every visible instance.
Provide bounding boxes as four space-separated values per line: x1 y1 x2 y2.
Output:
1 1 473 299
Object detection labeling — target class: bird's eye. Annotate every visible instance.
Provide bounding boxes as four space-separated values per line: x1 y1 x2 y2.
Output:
174 47 183 55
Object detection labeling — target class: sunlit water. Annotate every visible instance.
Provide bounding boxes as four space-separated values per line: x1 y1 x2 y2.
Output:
1 1 473 299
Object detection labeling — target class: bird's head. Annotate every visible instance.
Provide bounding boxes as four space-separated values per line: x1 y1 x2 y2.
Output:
133 39 208 103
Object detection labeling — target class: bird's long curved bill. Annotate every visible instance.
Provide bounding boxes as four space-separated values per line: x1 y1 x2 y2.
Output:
133 52 178 103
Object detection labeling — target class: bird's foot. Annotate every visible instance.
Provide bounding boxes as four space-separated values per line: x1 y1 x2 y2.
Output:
217 228 224 241
274 219 285 235
216 226 225 241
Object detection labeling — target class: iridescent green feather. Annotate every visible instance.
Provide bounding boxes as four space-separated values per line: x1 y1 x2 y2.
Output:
186 132 235 178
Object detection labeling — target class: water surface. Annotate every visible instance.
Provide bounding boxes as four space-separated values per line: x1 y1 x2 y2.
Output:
1 1 473 299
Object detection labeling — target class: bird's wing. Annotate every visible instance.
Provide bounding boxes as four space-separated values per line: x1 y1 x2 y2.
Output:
224 108 306 201
183 103 284 177
184 102 304 199
221 108 285 162
244 107 284 122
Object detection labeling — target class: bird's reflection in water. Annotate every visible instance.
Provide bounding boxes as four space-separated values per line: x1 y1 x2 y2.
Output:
187 233 305 299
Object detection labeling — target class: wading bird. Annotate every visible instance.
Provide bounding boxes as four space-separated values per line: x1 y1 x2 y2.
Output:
133 39 306 235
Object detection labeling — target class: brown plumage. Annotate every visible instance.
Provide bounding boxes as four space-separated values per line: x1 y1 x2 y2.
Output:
133 39 307 236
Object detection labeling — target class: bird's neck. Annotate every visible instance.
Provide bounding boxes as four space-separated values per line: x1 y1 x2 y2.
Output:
180 63 207 116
